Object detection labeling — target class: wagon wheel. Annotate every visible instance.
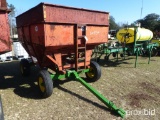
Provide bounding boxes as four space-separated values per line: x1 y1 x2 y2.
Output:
37 70 53 98
85 61 101 82
20 59 30 76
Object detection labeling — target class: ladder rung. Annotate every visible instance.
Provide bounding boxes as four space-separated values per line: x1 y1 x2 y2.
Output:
74 24 87 71
78 36 84 39
78 47 86 49
79 58 85 60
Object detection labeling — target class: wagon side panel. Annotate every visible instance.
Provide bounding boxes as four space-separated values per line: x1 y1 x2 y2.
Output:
44 24 108 48
17 26 36 57
86 26 108 44
16 4 44 27
44 24 74 48
45 4 109 25
17 24 45 64
30 24 45 45
0 13 11 54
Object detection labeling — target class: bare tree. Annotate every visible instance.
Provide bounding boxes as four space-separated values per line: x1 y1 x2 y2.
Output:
8 3 17 37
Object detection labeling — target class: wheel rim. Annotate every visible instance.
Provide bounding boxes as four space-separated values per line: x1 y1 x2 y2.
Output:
39 77 45 92
86 67 95 78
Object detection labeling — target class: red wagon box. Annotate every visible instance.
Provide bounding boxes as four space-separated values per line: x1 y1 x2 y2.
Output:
16 2 109 73
0 0 11 54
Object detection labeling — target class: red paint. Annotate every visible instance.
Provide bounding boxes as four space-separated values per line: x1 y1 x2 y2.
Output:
0 0 11 54
16 3 109 73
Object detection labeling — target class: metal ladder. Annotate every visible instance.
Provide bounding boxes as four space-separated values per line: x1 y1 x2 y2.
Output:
74 24 87 71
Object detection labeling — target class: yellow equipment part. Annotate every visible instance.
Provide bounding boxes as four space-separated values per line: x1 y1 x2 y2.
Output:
152 39 160 46
116 27 153 44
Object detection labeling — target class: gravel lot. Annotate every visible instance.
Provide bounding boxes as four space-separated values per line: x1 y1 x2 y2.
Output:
0 55 159 120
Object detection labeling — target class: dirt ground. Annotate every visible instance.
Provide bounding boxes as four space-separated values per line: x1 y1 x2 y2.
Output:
0 55 159 120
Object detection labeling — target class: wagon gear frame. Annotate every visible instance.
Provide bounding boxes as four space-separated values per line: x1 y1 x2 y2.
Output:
16 2 126 118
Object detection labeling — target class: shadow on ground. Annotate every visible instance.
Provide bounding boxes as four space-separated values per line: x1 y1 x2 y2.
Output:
91 54 158 68
0 61 41 99
54 80 120 117
91 56 134 67
0 60 120 115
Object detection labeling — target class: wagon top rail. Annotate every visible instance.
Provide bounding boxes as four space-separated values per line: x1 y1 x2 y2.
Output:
16 2 109 27
18 2 109 15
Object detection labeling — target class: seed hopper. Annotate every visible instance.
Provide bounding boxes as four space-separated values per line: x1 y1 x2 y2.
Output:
16 3 125 118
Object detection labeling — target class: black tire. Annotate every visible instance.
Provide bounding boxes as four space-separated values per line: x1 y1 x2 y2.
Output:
120 53 124 57
145 48 158 57
85 61 101 82
37 70 53 98
158 50 160 56
127 51 133 56
20 59 30 76
0 96 4 120
151 48 158 57
96 57 100 62
104 55 109 61
112 52 116 57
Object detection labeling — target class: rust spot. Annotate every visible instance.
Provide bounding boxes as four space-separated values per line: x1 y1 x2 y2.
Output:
50 25 55 30
0 38 8 45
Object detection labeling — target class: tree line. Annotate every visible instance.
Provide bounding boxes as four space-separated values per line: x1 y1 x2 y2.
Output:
110 13 160 38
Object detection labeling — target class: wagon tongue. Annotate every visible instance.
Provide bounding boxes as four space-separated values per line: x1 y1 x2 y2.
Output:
70 71 126 118
107 101 126 118
116 108 126 118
